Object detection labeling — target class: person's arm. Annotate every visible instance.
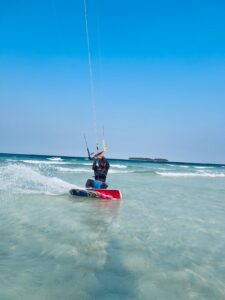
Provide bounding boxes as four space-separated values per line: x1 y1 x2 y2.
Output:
92 160 97 171
104 160 110 173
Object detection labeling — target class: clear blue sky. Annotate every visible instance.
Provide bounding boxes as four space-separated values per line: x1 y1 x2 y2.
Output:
0 0 225 163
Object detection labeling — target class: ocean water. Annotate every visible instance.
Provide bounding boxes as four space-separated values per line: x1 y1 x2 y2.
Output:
0 153 225 300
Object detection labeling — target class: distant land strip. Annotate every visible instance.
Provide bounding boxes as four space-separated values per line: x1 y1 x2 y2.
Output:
129 157 169 162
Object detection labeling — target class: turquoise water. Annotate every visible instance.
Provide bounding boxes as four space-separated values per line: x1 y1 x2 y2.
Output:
0 153 225 300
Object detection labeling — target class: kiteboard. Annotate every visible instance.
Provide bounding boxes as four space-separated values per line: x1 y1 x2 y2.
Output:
69 189 122 200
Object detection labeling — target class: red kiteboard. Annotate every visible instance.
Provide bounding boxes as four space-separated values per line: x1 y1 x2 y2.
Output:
70 188 122 200
93 189 122 200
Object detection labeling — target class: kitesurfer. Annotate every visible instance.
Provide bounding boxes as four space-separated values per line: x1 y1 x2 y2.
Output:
85 153 110 189
93 154 110 181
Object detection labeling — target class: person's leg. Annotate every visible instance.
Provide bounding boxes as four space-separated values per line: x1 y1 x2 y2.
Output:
85 179 94 188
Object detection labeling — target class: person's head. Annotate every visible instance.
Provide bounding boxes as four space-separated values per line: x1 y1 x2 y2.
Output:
95 152 105 160
94 151 104 160
98 155 106 166
100 155 106 161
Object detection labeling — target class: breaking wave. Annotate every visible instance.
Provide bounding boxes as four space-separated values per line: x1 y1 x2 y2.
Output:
110 164 127 169
56 166 132 174
48 157 64 161
56 167 92 173
21 160 68 165
156 172 225 178
109 169 134 174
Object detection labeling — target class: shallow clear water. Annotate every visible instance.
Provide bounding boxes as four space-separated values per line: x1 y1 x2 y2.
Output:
0 154 225 299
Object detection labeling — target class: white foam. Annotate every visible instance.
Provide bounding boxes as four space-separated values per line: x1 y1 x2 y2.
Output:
56 167 92 173
56 166 132 174
22 160 68 165
194 166 213 169
111 164 127 169
156 172 225 178
109 169 133 174
0 164 79 194
48 157 63 161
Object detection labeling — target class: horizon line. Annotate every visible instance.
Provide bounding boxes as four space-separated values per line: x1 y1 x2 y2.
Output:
0 152 224 167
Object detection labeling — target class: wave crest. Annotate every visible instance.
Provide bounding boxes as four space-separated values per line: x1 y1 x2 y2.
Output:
156 172 225 178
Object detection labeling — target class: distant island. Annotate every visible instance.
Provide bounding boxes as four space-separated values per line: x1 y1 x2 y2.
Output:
129 157 169 162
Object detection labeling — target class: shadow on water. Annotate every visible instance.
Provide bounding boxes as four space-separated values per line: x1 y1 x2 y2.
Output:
93 237 136 300
70 196 136 300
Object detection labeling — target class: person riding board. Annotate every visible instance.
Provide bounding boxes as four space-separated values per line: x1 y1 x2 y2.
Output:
85 152 110 189
92 153 110 182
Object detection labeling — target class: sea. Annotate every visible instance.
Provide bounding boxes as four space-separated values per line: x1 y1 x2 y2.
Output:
0 153 225 300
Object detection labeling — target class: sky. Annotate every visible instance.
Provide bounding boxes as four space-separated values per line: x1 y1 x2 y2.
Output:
0 0 225 163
